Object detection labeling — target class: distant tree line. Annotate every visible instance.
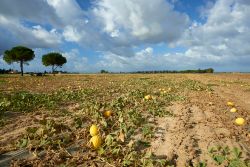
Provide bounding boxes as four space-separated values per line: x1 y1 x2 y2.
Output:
100 69 109 73
119 68 214 74
0 68 15 74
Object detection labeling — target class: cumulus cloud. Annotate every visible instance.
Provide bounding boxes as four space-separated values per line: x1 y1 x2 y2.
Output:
95 48 177 72
92 0 189 43
0 0 64 54
62 49 90 72
95 0 250 72
0 0 190 70
47 0 84 25
63 26 83 42
0 15 62 54
185 0 250 49
1 0 250 72
31 26 62 46
176 0 250 70
95 0 250 71
0 0 62 27
61 0 189 57
95 47 176 72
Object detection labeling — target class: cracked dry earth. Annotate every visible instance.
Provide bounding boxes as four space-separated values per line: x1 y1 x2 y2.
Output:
151 74 250 167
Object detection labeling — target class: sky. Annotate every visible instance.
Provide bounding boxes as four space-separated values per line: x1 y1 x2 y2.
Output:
0 0 250 73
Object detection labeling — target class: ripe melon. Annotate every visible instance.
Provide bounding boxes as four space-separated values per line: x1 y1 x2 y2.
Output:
90 124 99 136
235 118 245 126
90 135 102 149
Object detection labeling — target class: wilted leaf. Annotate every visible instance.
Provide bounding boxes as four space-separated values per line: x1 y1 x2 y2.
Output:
127 140 134 148
26 127 38 134
118 130 125 142
36 127 44 137
105 134 113 146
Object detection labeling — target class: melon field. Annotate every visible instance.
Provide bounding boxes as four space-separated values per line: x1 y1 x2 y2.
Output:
0 73 249 167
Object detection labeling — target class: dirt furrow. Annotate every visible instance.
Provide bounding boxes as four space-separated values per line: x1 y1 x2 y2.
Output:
152 103 248 166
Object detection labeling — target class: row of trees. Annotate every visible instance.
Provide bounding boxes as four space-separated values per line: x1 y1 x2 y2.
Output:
2 46 67 76
0 68 16 74
120 68 214 74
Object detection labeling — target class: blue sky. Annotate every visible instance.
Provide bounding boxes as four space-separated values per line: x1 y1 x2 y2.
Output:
0 0 249 72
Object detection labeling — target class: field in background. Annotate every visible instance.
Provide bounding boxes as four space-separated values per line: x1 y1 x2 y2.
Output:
0 74 249 166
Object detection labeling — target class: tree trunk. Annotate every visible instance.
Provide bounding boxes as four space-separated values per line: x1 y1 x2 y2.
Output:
20 60 24 76
52 65 55 76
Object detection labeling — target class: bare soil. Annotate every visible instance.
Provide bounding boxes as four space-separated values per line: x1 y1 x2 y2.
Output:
151 74 250 166
0 73 249 166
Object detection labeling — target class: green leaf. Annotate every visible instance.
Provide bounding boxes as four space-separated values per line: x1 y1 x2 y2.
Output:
40 138 50 146
101 119 108 128
98 147 105 155
138 140 151 147
58 164 66 167
213 155 225 165
105 134 113 146
155 159 168 166
208 147 215 153
18 138 28 148
123 159 131 166
229 159 247 167
232 147 241 159
197 161 207 167
112 148 120 155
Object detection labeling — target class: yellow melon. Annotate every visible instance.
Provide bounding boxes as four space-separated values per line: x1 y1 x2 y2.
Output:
90 135 102 149
235 118 245 126
227 101 234 107
144 95 152 100
230 108 237 113
90 124 99 136
103 110 112 118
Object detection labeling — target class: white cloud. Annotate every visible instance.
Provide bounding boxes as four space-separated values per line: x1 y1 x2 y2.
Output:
95 0 250 73
172 0 250 71
1 0 250 72
0 0 65 54
94 46 242 72
0 15 62 54
0 0 86 54
92 0 189 44
47 0 84 25
182 0 250 48
60 0 189 57
0 0 190 69
62 49 90 72
31 25 62 46
63 25 85 42
95 47 187 72
0 0 62 27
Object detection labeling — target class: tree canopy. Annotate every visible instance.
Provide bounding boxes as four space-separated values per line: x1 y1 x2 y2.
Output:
3 46 35 76
42 52 67 73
